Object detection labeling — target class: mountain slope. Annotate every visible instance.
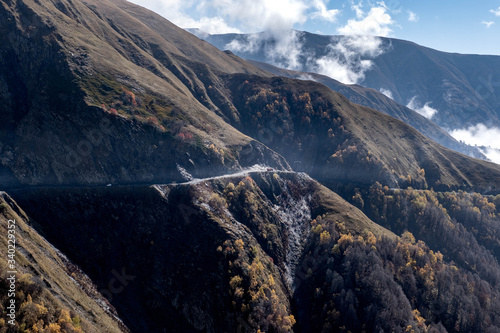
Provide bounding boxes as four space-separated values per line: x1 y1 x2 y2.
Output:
0 192 126 332
3 1 500 332
0 0 288 188
200 31 500 131
1 0 500 193
247 59 485 160
8 171 395 332
215 74 500 192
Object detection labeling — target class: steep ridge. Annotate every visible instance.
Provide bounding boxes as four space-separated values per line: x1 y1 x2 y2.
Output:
200 31 500 131
0 192 126 332
0 0 288 188
9 172 500 332
8 171 395 332
247 59 486 160
214 74 500 192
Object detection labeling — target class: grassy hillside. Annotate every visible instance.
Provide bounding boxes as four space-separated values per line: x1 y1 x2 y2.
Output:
0 193 125 332
216 74 500 192
0 0 288 187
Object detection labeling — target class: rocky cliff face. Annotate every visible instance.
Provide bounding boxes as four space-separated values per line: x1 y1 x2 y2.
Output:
10 171 393 332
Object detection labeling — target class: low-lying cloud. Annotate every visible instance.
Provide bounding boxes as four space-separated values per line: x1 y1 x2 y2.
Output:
313 35 385 84
129 0 398 85
482 147 500 164
450 124 500 148
223 2 395 84
406 97 438 119
225 31 306 71
380 88 393 99
312 2 394 84
450 124 500 164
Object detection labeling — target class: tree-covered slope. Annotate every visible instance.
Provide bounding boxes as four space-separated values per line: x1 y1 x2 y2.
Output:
8 171 393 332
8 172 500 332
247 59 486 160
201 31 500 131
215 75 500 192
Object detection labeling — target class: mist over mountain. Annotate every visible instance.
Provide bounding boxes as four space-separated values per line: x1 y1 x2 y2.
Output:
244 59 486 161
2 1 500 332
196 30 500 162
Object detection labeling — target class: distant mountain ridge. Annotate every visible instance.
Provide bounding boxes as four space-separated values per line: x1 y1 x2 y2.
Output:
245 58 486 160
197 30 500 132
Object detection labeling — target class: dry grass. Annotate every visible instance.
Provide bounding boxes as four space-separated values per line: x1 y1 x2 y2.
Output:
0 193 125 332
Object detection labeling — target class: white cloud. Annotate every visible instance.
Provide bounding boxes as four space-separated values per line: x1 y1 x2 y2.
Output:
481 147 500 164
315 52 373 84
226 30 306 70
128 0 311 34
380 88 393 99
297 74 316 81
312 2 396 84
351 1 364 18
264 30 306 70
406 97 438 119
491 6 500 16
181 16 241 34
450 124 500 149
482 21 495 28
340 34 385 56
408 11 419 22
311 0 340 22
225 34 260 53
338 3 395 37
450 124 500 164
313 35 386 84
127 0 241 33
210 0 308 33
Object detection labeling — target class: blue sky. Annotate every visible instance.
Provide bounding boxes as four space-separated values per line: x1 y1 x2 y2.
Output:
128 0 500 55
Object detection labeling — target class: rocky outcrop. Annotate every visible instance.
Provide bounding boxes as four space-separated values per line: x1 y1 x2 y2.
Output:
9 171 391 332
